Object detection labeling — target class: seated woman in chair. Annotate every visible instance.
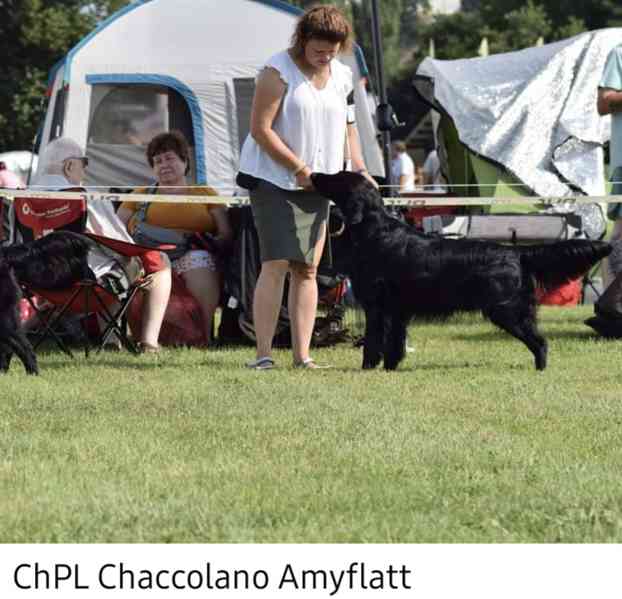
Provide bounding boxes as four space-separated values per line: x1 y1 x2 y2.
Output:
117 131 233 345
32 137 172 353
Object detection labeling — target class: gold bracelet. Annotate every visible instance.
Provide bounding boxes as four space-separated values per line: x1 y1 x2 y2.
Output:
293 164 307 176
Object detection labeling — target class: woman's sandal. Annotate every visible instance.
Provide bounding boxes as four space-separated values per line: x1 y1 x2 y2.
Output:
245 356 276 370
137 342 160 354
293 358 331 370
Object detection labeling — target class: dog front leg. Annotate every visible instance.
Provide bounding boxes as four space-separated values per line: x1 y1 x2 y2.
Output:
4 334 38 375
362 305 384 369
0 347 11 373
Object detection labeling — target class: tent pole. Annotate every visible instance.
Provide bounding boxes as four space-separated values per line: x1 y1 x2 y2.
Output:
370 0 393 193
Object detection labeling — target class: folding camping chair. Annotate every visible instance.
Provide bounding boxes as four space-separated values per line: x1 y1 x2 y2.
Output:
11 188 89 348
13 188 87 242
29 278 144 358
10 189 171 356
27 233 171 358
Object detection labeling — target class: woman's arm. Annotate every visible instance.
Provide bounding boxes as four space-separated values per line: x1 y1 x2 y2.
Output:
250 67 312 189
346 123 379 189
598 87 622 115
212 207 233 242
116 205 134 228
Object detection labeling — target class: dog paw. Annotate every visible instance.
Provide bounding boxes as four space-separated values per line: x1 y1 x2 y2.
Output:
383 363 399 371
362 361 378 370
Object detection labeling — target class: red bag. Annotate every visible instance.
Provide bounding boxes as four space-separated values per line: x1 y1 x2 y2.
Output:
18 298 37 326
128 272 207 346
404 206 456 228
536 278 582 306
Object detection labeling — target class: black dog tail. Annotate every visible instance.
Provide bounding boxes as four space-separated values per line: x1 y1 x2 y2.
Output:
519 239 612 289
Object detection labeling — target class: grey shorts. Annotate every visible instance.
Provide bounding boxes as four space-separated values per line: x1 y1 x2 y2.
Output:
250 179 330 265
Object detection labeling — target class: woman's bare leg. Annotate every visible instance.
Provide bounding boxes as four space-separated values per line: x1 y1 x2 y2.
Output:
252 259 289 358
140 265 172 347
183 267 221 345
288 225 326 364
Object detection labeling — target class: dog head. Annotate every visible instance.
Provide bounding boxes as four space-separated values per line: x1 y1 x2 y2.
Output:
311 171 384 226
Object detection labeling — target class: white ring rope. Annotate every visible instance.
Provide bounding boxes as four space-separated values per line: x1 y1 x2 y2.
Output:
1 186 619 207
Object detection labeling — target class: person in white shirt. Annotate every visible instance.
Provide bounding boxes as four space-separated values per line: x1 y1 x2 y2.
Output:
422 148 447 192
390 141 415 192
238 5 375 370
587 44 622 324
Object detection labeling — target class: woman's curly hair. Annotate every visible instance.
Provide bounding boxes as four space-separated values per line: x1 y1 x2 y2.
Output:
290 4 353 58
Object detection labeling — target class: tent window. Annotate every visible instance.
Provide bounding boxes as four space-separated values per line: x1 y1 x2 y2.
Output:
85 84 195 187
233 78 256 151
88 85 193 146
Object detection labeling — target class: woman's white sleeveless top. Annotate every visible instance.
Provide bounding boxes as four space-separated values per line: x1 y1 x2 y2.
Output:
239 50 353 191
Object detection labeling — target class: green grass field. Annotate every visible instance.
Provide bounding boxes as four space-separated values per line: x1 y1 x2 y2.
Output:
2 306 622 543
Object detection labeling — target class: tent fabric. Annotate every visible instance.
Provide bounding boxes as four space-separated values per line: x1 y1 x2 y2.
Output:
415 28 622 198
86 143 154 189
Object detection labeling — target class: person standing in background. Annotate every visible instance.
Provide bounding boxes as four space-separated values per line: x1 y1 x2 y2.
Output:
422 148 446 192
390 141 415 193
589 43 622 321
0 161 24 189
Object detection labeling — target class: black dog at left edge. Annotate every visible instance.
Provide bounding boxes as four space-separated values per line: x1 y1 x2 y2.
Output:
0 231 92 375
311 171 612 371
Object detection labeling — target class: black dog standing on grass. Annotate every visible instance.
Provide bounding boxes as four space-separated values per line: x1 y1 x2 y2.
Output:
0 260 38 374
311 171 612 371
0 231 93 375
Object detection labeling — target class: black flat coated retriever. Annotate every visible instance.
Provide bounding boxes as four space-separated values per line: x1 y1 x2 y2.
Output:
0 261 38 374
0 231 92 374
311 171 612 371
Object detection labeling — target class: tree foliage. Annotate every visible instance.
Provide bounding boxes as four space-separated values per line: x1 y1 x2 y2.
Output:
351 0 403 83
488 1 552 54
0 0 125 152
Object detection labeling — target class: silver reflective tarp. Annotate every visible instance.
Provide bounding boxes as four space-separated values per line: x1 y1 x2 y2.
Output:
415 28 622 199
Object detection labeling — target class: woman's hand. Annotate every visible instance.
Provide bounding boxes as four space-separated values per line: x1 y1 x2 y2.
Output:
295 165 314 190
356 168 379 190
363 171 379 190
116 205 134 230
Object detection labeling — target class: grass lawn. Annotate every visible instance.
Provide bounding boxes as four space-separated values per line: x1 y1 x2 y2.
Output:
1 305 622 543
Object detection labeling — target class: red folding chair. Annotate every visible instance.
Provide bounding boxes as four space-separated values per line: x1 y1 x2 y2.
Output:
13 188 87 242
11 189 171 356
12 189 90 352
27 234 171 358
